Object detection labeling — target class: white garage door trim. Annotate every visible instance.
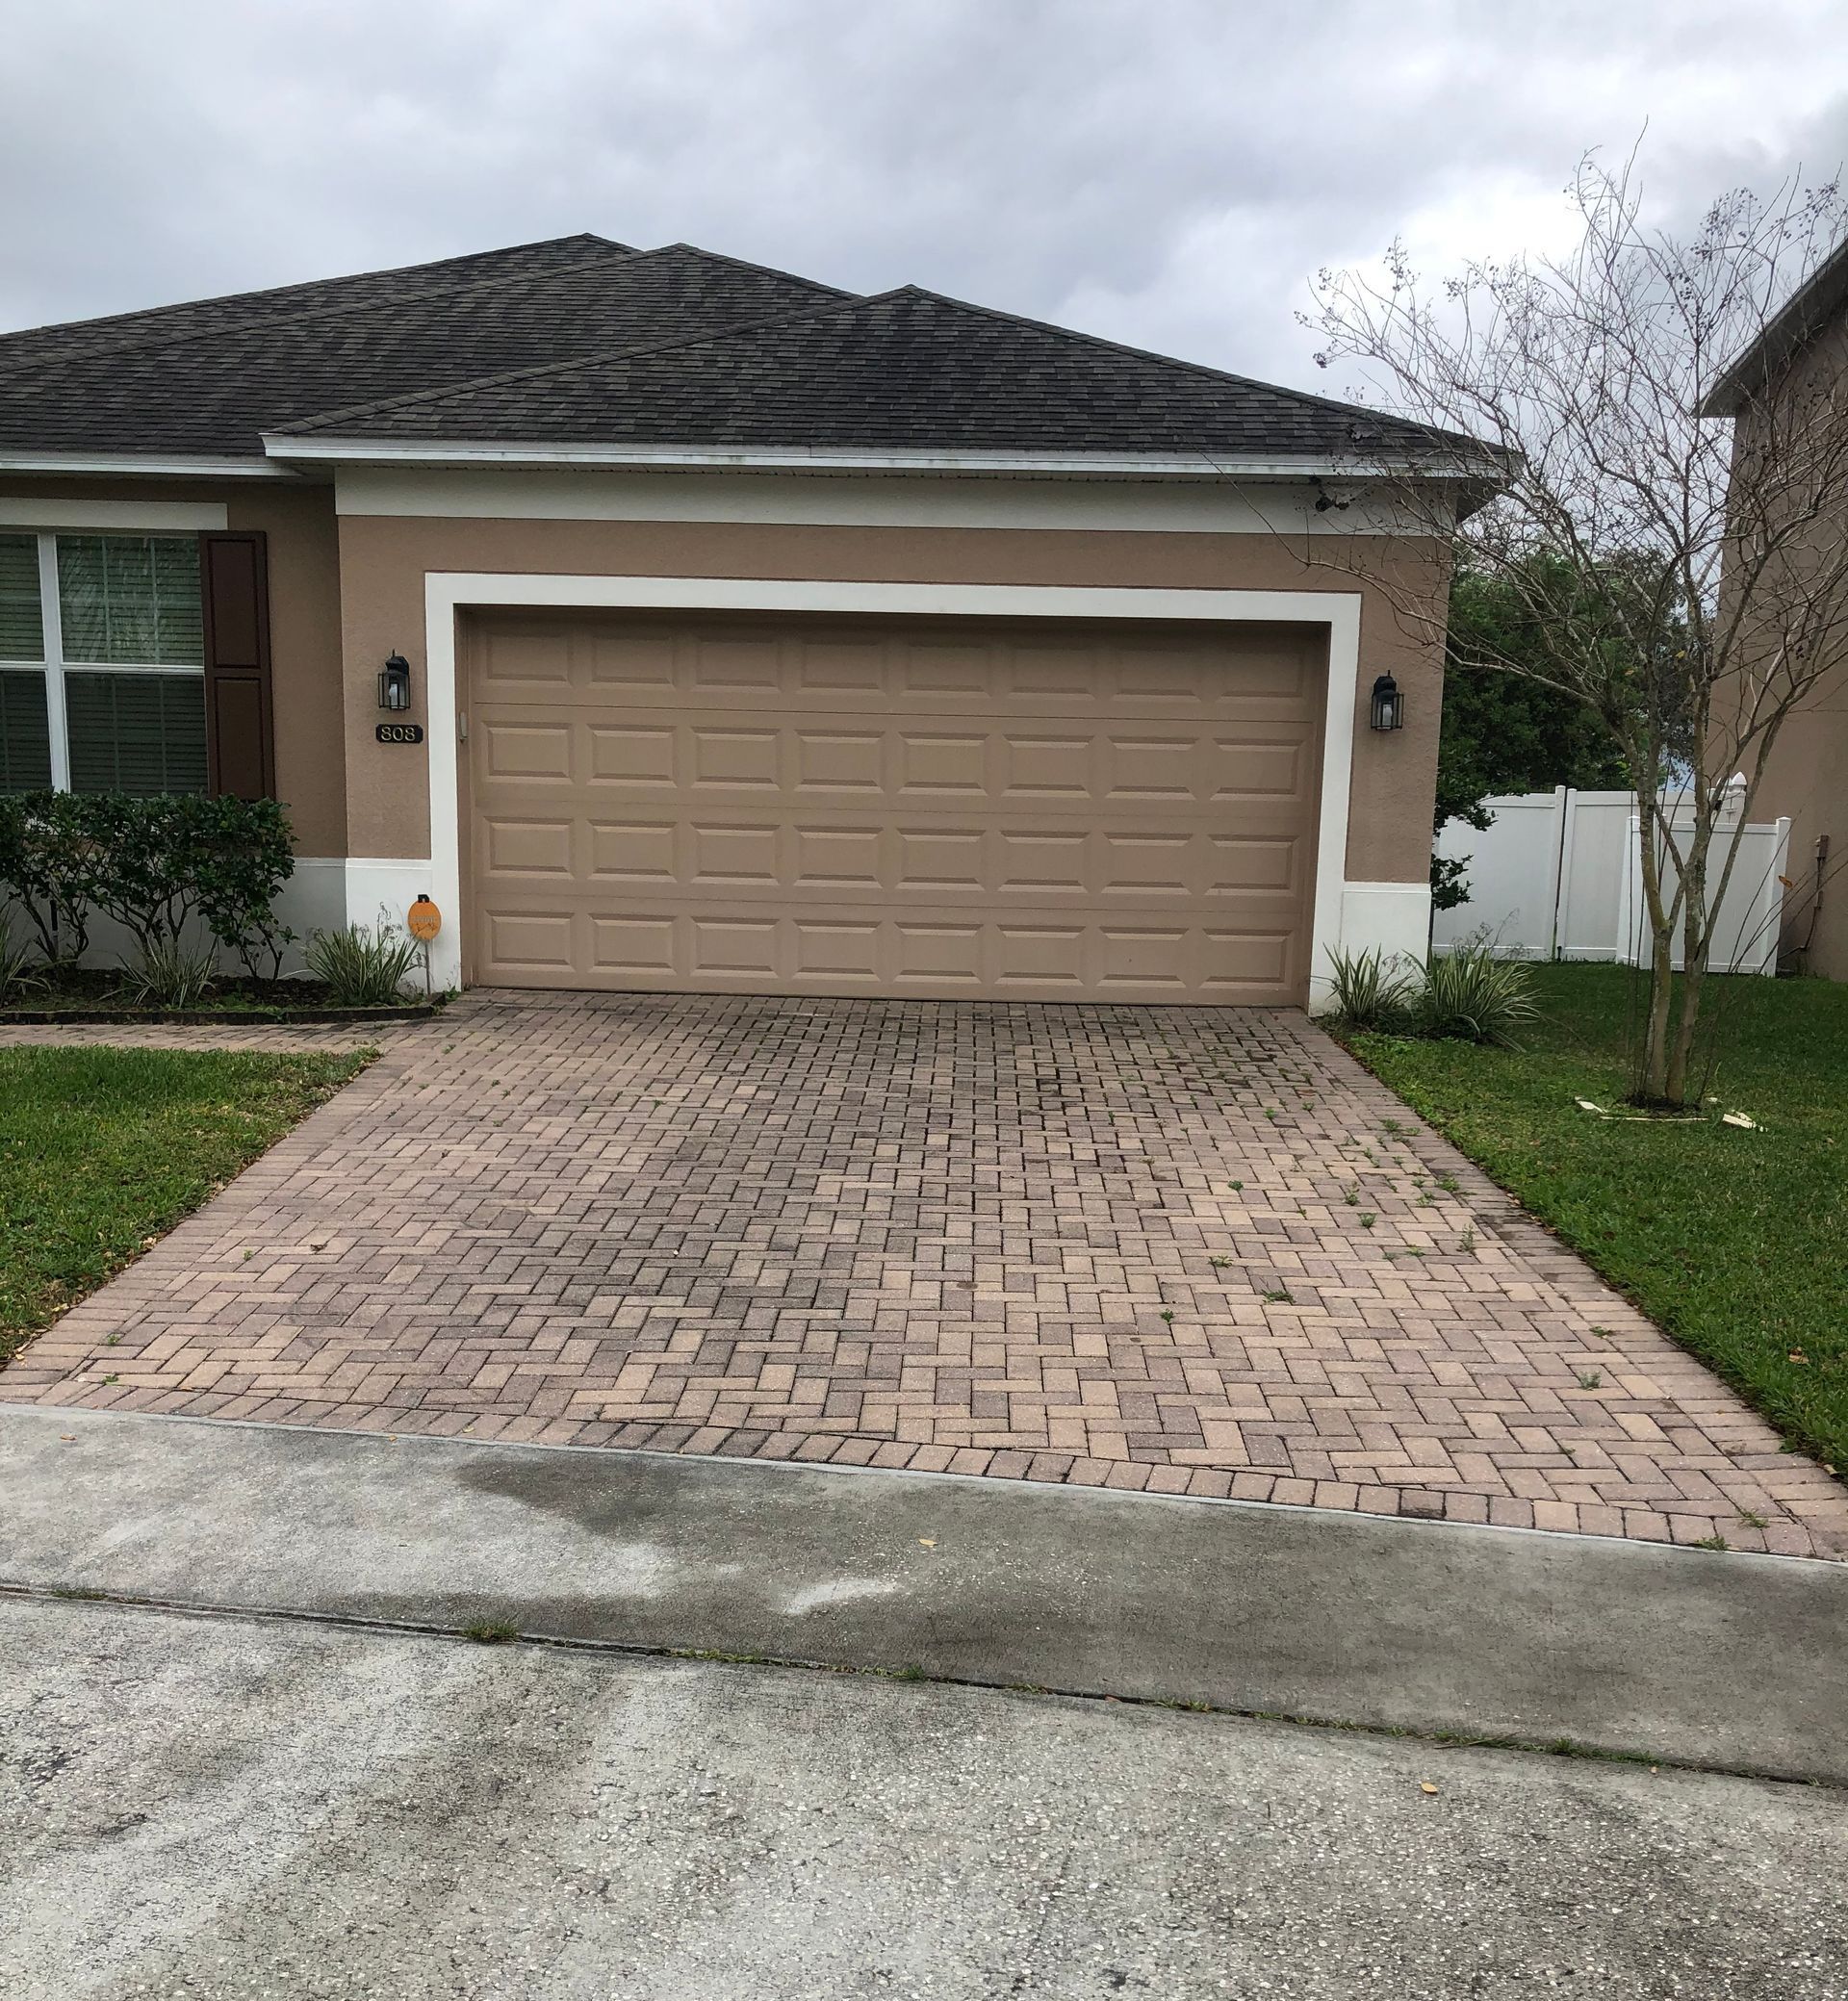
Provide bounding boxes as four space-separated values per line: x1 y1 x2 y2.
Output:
422 574 1363 1001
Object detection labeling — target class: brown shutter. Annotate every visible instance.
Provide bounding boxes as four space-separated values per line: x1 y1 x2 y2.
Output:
200 529 275 799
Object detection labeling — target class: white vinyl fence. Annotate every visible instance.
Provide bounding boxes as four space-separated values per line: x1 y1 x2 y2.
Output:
1432 787 1791 974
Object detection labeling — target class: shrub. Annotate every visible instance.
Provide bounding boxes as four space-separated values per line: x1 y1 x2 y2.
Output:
121 936 218 1009
0 792 101 964
1325 945 1419 1031
186 797 297 982
304 921 424 1006
1419 941 1541 1047
0 790 295 981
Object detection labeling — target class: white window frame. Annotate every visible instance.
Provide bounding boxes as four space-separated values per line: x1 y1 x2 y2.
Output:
7 527 208 793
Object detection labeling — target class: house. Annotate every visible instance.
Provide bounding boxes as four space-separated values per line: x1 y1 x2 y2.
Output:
1702 239 1848 981
0 235 1462 1006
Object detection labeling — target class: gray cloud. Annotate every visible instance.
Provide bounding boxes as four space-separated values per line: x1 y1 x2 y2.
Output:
3 0 1845 392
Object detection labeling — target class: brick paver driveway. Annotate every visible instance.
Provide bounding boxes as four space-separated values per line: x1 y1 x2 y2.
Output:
8 992 1844 1557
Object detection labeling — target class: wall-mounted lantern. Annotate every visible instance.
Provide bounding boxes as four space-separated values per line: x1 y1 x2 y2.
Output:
378 652 413 713
1370 672 1404 732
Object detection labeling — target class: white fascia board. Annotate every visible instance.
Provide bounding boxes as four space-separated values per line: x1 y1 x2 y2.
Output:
0 450 299 480
266 432 1468 482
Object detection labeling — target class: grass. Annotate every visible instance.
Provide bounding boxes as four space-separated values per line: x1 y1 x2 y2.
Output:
1345 962 1848 1475
0 1046 367 1369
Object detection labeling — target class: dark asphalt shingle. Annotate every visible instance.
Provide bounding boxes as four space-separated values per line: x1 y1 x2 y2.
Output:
0 235 1450 464
0 243 843 458
277 286 1434 458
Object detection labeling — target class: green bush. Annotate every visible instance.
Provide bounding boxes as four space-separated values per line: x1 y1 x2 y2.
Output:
1325 945 1419 1031
0 790 295 981
0 792 100 964
303 921 424 1007
1418 941 1541 1047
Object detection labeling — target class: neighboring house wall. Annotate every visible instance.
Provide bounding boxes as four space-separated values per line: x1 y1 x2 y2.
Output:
1718 312 1848 980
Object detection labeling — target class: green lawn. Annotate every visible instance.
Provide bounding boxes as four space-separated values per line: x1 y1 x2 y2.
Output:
1346 963 1848 1474
0 1046 368 1368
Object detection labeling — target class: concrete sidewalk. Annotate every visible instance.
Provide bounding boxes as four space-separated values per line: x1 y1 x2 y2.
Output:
4 1401 1844 1782
5 1594 1844 2001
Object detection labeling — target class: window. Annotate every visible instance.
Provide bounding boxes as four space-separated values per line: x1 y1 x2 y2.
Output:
0 530 207 796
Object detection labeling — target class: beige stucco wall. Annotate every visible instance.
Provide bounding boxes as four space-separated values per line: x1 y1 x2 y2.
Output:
1721 314 1848 979
1751 672 1848 979
0 474 346 855
333 511 1449 881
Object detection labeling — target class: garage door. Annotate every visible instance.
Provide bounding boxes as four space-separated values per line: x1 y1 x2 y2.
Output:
464 609 1324 1003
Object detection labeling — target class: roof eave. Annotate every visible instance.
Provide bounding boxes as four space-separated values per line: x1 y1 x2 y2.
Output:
0 449 302 480
261 433 1483 482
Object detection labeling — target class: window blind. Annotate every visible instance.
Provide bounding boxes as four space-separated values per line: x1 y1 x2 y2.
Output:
65 672 208 795
0 669 51 792
57 534 203 667
0 534 43 662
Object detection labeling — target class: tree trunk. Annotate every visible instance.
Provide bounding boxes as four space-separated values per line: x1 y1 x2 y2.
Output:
1634 799 1676 1103
1665 828 1714 1109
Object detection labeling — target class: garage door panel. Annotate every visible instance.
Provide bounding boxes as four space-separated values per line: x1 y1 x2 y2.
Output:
586 724 675 784
483 817 575 877
689 728 780 788
588 820 678 883
480 718 572 782
475 895 1309 1000
1208 834 1303 894
792 919 883 982
483 910 578 972
793 825 885 889
993 830 1087 895
469 610 1322 1003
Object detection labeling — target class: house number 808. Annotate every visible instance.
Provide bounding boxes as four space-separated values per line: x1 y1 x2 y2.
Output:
375 722 424 744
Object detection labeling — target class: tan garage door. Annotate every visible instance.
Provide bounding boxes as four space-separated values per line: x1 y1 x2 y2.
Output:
464 609 1324 1004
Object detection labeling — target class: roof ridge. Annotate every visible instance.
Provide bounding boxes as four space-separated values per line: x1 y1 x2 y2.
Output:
270 279 884 440
884 285 1412 432
0 234 641 373
642 241 854 301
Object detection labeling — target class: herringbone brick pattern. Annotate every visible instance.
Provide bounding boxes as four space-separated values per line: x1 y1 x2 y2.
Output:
7 992 1844 1557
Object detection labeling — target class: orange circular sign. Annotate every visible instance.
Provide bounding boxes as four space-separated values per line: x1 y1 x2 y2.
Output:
406 896 442 942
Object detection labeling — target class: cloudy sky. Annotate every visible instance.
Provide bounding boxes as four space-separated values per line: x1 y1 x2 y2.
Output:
4 0 1845 394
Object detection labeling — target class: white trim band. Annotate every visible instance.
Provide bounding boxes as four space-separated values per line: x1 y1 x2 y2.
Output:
0 499 228 530
0 451 295 480
276 433 1467 480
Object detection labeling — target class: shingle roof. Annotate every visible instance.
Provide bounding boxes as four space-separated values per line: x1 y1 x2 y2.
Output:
0 243 843 458
0 235 1461 468
1701 236 1848 416
274 284 1436 459
0 235 632 369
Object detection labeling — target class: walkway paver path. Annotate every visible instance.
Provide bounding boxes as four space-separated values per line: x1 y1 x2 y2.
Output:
6 991 1844 1556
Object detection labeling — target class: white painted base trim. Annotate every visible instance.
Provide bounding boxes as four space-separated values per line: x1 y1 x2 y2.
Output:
1310 882 1434 1011
338 857 435 936
32 858 436 983
416 572 1416 1002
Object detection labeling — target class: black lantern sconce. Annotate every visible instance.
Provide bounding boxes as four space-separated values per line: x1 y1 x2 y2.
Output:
1370 672 1404 732
378 652 412 713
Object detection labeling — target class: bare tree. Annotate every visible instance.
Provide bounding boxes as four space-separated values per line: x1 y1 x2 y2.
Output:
1304 153 1848 1106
